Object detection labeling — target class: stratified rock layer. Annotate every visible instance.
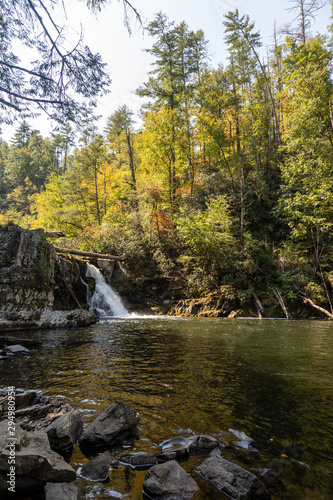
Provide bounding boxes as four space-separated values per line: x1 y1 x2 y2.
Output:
0 224 97 330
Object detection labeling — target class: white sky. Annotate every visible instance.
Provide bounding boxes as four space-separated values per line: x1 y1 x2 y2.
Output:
1 0 331 141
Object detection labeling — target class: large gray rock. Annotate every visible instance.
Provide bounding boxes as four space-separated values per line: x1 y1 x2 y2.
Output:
45 409 83 452
143 460 199 500
78 401 140 449
196 456 270 500
45 482 79 500
0 420 76 494
80 451 110 481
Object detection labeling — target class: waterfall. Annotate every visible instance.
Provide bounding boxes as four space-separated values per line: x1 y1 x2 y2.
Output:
85 263 129 318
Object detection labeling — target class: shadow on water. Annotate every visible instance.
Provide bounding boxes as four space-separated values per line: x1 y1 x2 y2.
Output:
1 317 333 499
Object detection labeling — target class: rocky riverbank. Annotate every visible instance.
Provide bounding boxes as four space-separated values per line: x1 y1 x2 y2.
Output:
0 388 273 499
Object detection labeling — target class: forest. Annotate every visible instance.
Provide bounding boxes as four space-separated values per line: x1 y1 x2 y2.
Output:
1 1 333 316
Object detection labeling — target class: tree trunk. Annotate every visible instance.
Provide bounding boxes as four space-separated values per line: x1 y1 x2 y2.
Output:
54 247 123 261
303 298 333 320
94 161 100 225
253 291 265 318
273 288 291 319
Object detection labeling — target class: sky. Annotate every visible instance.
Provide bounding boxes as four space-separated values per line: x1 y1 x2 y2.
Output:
2 0 331 141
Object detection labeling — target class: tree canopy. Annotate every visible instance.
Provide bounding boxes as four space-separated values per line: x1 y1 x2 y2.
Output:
0 0 138 125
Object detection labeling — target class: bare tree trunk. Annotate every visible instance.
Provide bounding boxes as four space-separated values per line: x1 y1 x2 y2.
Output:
253 291 265 318
273 288 291 319
94 161 100 226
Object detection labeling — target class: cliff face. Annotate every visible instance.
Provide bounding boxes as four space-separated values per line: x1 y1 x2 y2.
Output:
0 224 97 330
0 225 56 311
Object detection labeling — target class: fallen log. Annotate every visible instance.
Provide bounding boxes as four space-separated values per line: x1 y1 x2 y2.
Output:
303 298 333 320
44 231 67 238
54 247 123 262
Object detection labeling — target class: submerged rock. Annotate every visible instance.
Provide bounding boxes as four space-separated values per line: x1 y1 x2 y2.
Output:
0 420 76 494
45 482 79 500
143 460 199 500
3 344 29 355
158 434 219 461
45 409 83 453
78 401 140 449
80 451 110 481
196 456 270 500
120 452 157 468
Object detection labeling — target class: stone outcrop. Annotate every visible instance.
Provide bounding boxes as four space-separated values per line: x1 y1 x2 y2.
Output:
0 420 76 494
143 460 199 500
168 288 239 318
78 401 140 449
196 456 270 500
0 224 97 331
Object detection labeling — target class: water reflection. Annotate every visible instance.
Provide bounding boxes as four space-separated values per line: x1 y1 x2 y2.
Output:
0 318 333 499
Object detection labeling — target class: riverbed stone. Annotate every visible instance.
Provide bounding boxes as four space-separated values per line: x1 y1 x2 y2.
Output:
0 420 76 493
120 452 157 468
45 409 83 452
196 456 270 499
143 460 199 499
158 434 219 462
187 434 219 452
78 401 140 449
45 482 79 500
80 451 110 481
4 344 29 355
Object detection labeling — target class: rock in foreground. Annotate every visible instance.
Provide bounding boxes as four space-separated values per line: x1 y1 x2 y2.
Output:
0 421 76 494
143 460 199 500
78 401 140 449
196 455 270 500
45 409 83 452
45 482 79 500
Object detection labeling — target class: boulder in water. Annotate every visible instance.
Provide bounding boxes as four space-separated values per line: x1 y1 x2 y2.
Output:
45 482 79 500
4 344 29 355
80 451 110 481
196 456 270 499
45 409 83 452
143 460 199 499
120 452 157 468
78 401 140 449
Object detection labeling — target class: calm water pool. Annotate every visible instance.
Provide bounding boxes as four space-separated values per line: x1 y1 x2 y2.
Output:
1 317 333 499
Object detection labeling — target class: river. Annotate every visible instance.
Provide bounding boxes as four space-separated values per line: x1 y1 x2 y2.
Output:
1 317 333 499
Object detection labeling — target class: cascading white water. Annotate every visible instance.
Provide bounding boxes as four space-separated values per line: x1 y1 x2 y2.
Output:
85 263 129 318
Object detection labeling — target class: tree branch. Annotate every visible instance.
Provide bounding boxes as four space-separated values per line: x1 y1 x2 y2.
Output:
0 97 21 111
0 86 63 105
0 60 54 83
